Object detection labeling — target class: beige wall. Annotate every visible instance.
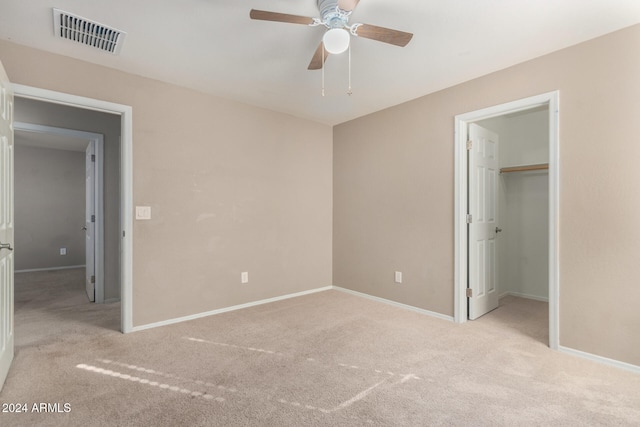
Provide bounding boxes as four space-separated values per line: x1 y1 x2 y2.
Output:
14 144 85 271
2 24 639 367
334 24 640 366
14 98 122 301
0 40 333 327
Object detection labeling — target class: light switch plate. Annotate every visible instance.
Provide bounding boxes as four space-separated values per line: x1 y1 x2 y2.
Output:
394 271 402 284
136 206 151 220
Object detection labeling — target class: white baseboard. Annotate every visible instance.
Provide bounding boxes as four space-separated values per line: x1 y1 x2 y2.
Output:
558 345 640 374
15 265 86 274
332 286 454 322
131 286 333 332
500 291 548 302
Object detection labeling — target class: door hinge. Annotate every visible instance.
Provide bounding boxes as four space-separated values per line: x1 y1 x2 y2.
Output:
466 288 472 298
466 214 472 224
91 214 96 223
91 275 95 284
466 140 473 150
91 154 96 162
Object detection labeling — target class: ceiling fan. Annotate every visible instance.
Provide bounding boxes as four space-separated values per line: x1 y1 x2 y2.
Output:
250 0 413 70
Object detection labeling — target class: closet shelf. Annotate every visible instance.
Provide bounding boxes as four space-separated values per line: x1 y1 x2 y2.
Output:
500 163 548 174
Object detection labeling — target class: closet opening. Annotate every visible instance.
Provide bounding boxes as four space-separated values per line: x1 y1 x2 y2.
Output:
474 108 549 341
453 92 559 350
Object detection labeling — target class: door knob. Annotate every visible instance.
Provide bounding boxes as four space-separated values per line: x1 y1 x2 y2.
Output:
0 242 13 251
495 227 503 234
82 226 87 231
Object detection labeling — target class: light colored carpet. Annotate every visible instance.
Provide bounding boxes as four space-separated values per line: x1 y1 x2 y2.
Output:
1 268 639 426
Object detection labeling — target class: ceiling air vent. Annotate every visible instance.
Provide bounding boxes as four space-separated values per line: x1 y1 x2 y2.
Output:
53 8 126 54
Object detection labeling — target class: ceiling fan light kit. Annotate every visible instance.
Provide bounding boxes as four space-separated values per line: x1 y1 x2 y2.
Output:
250 0 413 95
323 28 350 54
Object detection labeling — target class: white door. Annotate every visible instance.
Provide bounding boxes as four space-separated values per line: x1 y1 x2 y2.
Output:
0 60 15 391
468 123 500 320
85 142 95 302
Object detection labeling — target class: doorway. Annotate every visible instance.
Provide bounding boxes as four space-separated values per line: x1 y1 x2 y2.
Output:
454 92 559 350
13 84 133 333
13 122 104 303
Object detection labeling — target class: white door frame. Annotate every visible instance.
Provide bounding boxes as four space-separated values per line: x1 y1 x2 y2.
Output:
454 91 559 350
13 122 104 302
13 84 133 333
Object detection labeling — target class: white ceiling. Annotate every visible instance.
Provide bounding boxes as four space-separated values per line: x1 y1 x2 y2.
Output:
1 0 639 126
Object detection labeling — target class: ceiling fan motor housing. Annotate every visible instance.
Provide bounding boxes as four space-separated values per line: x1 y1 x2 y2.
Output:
317 0 349 28
318 0 338 19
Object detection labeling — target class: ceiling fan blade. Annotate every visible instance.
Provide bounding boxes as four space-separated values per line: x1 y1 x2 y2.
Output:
338 0 360 11
354 24 413 47
249 9 315 25
308 42 329 70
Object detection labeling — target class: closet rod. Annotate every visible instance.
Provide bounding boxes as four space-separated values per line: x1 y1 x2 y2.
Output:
500 163 549 174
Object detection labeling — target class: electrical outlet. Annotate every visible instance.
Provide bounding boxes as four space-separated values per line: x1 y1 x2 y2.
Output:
394 271 402 284
60 248 67 256
241 272 249 284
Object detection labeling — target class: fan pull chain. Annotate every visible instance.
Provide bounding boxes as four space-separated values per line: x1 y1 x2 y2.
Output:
347 43 352 96
321 43 325 97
